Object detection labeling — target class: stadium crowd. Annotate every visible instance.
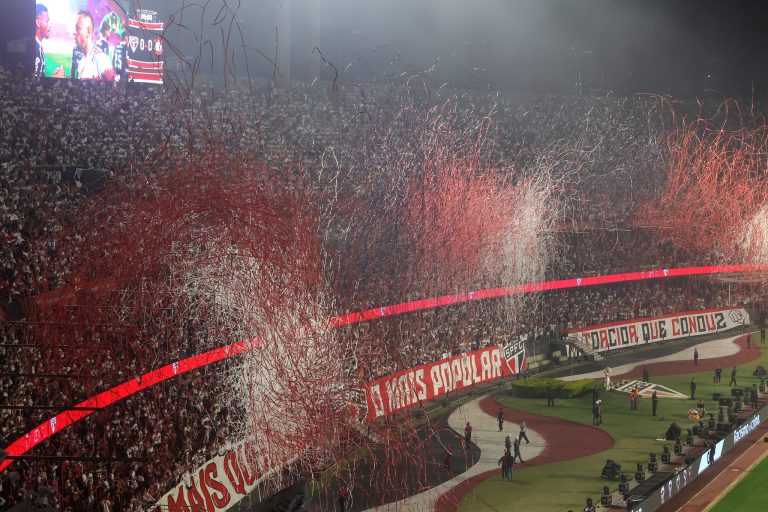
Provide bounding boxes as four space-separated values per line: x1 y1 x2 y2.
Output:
0 66 763 510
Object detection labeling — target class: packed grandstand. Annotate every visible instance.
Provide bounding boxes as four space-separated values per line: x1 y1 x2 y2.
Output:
2 2 768 511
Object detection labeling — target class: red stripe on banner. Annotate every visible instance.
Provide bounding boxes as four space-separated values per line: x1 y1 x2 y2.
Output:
128 19 164 30
129 71 164 81
1 264 766 472
128 67 162 75
127 58 163 70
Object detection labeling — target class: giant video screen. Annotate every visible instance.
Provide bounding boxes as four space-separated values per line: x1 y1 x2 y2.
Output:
34 1 164 83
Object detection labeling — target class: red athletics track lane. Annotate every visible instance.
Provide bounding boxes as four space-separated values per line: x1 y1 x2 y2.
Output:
1 264 765 473
613 335 760 380
435 395 614 512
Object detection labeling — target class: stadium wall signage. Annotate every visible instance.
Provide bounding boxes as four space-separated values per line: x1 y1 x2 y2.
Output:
151 440 288 512
629 405 767 512
364 341 526 422
567 307 749 354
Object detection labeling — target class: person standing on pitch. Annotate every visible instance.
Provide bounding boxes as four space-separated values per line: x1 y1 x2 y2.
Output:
694 348 699 366
497 407 504 431
652 390 659 417
690 378 697 400
546 383 555 407
464 422 473 446
518 418 530 444
642 366 650 383
729 367 738 387
513 437 524 463
498 450 514 481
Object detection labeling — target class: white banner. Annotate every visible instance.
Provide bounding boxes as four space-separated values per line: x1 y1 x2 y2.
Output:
151 440 287 512
365 341 526 422
568 307 749 353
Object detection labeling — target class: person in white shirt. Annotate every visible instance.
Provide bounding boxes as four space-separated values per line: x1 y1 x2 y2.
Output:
518 417 530 444
72 10 116 81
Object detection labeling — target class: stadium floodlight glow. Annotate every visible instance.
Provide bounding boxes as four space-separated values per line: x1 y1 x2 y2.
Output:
0 263 766 473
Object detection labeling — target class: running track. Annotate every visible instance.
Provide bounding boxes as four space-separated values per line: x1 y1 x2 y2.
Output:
1 264 765 472
435 396 614 511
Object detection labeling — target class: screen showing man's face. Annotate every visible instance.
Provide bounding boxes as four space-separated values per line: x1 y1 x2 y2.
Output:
74 15 93 52
36 11 51 39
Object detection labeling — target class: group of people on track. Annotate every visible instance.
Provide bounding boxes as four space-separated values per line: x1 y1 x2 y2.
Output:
448 414 530 482
494 411 530 481
446 413 529 479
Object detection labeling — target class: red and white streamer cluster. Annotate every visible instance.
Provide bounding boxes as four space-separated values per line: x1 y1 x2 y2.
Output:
743 205 768 264
640 100 768 265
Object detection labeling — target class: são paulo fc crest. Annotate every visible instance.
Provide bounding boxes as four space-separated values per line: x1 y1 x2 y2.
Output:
502 340 526 374
729 309 746 325
616 380 688 399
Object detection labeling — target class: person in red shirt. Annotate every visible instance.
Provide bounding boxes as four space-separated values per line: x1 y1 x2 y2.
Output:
498 450 514 481
338 485 348 512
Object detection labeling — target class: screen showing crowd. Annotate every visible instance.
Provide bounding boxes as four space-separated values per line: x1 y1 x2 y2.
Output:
34 1 164 83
